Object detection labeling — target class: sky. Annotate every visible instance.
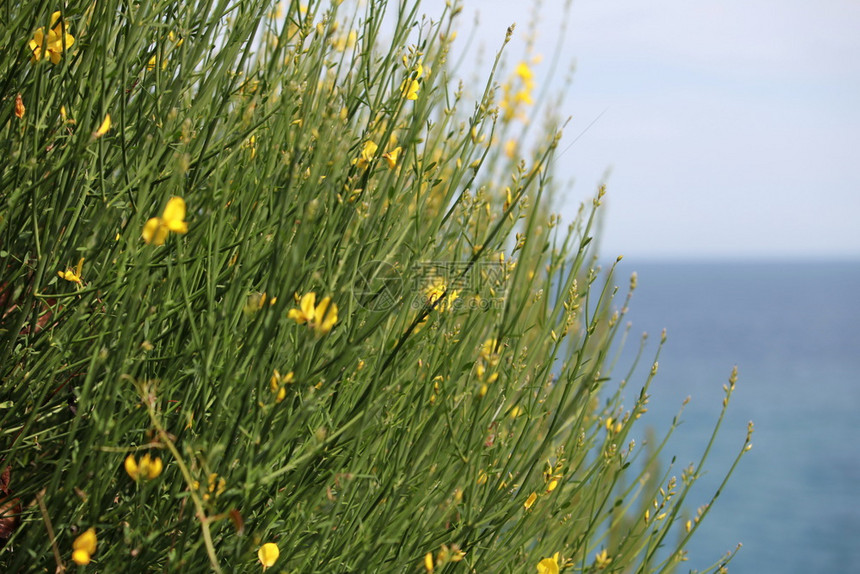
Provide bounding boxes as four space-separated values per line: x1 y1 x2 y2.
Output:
423 0 860 259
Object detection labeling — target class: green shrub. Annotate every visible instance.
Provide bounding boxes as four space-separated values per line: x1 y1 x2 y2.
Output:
0 1 751 572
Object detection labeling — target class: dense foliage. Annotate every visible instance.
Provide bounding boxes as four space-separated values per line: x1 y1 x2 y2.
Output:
0 1 750 572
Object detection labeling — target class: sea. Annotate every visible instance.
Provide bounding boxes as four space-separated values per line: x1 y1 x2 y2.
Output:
602 259 860 573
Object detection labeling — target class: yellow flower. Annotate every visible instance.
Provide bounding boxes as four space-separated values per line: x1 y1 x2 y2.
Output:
288 292 316 324
382 146 401 169
147 32 183 71
288 292 338 335
480 338 499 365
258 542 279 570
146 54 167 71
595 549 612 569
400 60 424 100
245 134 257 159
352 140 378 169
424 552 434 573
124 453 163 481
142 196 188 245
29 11 75 65
515 61 534 83
402 78 420 100
72 528 97 566
270 2 285 20
524 491 538 510
193 473 226 501
94 113 111 138
425 280 458 312
60 105 75 124
332 29 358 51
14 94 25 119
58 257 85 285
270 369 294 403
244 292 277 315
536 553 559 574
514 89 534 106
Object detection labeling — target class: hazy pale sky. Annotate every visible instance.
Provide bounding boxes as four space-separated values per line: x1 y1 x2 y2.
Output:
424 0 860 259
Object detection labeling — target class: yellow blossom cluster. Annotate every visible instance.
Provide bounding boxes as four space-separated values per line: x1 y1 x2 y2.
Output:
146 31 183 71
425 279 458 313
499 60 538 122
331 29 357 52
594 548 613 569
422 543 465 572
28 11 75 65
400 58 425 101
193 472 227 502
542 458 563 493
352 140 401 170
124 453 163 481
475 338 500 396
270 369 294 403
289 292 338 335
142 196 188 245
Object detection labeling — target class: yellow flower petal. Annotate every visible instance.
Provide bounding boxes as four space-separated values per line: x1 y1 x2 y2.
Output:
142 217 165 245
94 113 111 138
73 528 97 556
162 197 186 228
382 146 401 169
72 549 91 565
352 141 378 168
299 292 316 322
424 552 434 572
124 454 140 480
314 297 337 335
258 542 279 569
536 553 559 574
143 197 187 244
140 453 163 479
516 61 533 81
401 78 420 100
126 453 162 481
58 270 81 284
595 549 612 569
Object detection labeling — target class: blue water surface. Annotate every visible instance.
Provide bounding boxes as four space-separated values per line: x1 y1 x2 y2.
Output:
604 260 860 573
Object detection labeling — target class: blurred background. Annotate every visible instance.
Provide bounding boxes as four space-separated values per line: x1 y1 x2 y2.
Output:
428 0 860 571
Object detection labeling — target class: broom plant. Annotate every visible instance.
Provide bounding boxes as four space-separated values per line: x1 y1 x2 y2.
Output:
0 1 751 572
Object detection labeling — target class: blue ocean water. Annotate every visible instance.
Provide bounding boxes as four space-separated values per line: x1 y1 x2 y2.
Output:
606 260 860 573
